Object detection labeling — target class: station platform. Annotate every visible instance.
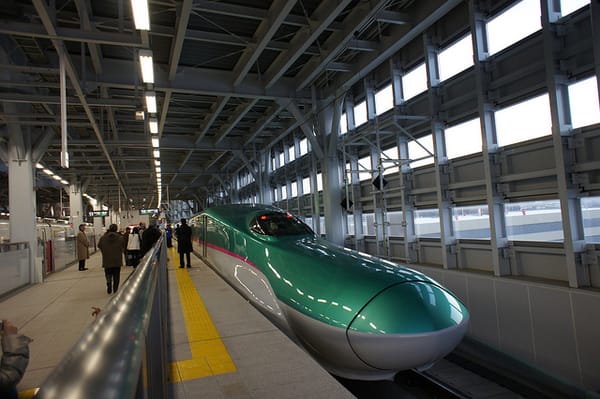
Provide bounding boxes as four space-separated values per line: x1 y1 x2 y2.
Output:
0 245 355 399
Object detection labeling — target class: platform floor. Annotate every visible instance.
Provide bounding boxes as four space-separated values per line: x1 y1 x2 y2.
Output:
0 245 354 399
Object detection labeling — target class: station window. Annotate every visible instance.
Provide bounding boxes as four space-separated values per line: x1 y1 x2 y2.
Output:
362 213 376 236
560 0 590 17
281 185 287 200
505 200 563 242
445 119 482 159
382 147 399 176
438 34 473 82
346 215 355 236
408 134 434 168
273 188 278 202
340 112 348 134
302 177 310 195
568 76 600 129
415 208 440 238
316 173 323 191
288 144 295 162
291 181 298 198
375 84 394 115
271 153 276 171
581 197 600 243
453 205 490 239
299 138 308 156
495 93 551 147
358 155 372 181
387 211 405 237
402 63 427 101
354 100 368 127
486 0 541 56
278 151 285 168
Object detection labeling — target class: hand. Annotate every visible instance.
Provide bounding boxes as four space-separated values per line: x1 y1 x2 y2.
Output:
2 320 18 335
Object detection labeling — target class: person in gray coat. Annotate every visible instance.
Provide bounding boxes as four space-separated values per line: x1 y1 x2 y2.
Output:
98 224 126 294
1 319 31 399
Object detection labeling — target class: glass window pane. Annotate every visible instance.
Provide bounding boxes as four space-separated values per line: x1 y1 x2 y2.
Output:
279 151 285 167
362 213 376 236
487 0 541 56
281 185 287 200
288 144 295 162
340 112 348 134
402 63 427 101
560 0 589 17
382 147 399 176
568 76 600 129
495 94 551 147
302 177 310 194
582 196 600 243
453 205 490 239
415 209 440 238
316 173 323 191
505 200 563 242
291 181 297 197
445 119 482 159
375 84 394 115
347 215 355 236
388 211 404 237
438 34 473 81
354 100 368 126
358 155 372 181
408 134 434 168
299 138 308 156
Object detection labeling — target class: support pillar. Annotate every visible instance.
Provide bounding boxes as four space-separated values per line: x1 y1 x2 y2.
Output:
69 183 84 230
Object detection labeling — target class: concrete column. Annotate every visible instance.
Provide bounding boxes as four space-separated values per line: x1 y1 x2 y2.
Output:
8 140 39 283
69 183 84 229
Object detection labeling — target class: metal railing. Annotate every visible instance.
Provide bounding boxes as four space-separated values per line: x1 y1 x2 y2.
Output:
34 237 169 399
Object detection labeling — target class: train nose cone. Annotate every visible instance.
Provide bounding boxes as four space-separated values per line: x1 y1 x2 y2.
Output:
347 282 469 371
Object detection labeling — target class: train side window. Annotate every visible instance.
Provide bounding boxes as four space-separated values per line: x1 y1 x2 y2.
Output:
250 213 314 237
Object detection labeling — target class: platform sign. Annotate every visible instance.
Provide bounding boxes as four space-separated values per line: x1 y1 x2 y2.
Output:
139 208 160 215
88 210 109 217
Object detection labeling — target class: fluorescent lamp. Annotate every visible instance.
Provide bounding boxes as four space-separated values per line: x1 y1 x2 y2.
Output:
42 168 54 175
154 160 160 167
36 163 44 169
131 0 150 30
153 150 160 158
52 175 62 181
60 179 69 185
149 118 158 134
152 138 159 148
139 49 154 83
145 91 157 113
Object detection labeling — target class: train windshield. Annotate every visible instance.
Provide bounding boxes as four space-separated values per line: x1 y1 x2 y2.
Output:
250 212 314 237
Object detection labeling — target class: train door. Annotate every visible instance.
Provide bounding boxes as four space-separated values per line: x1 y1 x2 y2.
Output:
201 215 207 258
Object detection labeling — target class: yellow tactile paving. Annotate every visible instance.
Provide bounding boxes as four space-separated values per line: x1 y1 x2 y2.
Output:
168 246 237 383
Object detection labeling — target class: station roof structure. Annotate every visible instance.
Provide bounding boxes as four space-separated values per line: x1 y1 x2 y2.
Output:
0 0 462 210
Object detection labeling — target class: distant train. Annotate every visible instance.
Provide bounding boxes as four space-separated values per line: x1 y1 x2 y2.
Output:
189 204 469 380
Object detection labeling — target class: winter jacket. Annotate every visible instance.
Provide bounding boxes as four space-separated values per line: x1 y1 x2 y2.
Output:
176 224 192 253
141 227 161 255
98 232 126 268
76 231 90 261
0 333 31 390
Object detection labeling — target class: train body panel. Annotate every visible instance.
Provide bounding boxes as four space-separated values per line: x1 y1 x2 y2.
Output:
189 204 469 380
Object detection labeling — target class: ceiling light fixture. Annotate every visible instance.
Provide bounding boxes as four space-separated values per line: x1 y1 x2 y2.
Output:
149 117 158 134
145 91 157 113
153 150 160 158
131 0 150 30
152 138 159 148
139 49 154 83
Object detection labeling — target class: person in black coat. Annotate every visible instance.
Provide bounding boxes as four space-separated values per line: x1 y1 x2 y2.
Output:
141 220 161 256
176 218 193 268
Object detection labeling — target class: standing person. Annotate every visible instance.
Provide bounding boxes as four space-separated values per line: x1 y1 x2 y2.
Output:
0 319 32 399
76 224 90 271
141 220 161 256
176 218 192 268
165 224 173 248
98 224 126 294
127 227 142 267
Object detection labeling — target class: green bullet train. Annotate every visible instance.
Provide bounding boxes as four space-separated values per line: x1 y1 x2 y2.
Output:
188 204 469 380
